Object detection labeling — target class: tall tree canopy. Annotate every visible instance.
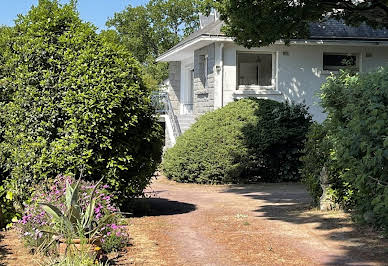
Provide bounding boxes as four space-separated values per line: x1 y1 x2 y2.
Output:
204 0 388 47
106 0 200 85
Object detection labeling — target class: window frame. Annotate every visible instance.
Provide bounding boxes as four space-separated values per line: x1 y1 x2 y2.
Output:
236 51 277 90
322 52 361 74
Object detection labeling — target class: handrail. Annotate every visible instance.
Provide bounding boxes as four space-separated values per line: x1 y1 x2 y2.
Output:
151 91 182 138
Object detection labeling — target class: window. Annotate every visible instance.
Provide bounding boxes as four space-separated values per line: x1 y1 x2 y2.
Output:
199 54 209 88
237 52 274 88
323 53 358 71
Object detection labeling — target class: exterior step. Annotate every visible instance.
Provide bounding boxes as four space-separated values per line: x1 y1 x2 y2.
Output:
176 114 197 134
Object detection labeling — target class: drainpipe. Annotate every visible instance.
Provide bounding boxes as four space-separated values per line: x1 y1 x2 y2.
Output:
220 43 224 107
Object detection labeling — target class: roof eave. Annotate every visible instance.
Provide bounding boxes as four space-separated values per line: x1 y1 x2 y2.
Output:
156 35 233 62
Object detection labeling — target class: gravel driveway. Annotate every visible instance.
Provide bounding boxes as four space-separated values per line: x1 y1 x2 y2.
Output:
118 176 388 265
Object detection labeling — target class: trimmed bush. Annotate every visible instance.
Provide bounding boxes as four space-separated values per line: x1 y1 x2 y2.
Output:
162 98 311 184
318 68 388 229
0 0 163 208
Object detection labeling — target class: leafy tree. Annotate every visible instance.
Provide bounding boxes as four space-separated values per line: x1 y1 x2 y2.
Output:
106 0 201 85
203 0 388 47
0 0 163 207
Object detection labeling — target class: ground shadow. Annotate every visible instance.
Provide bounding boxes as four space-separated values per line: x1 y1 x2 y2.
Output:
131 197 196 217
223 183 388 265
0 233 11 266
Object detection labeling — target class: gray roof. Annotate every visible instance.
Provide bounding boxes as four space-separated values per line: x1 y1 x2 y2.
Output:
309 19 388 40
160 19 388 60
184 18 388 42
172 19 225 49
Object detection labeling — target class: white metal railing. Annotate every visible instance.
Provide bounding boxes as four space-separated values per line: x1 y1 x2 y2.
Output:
151 91 182 138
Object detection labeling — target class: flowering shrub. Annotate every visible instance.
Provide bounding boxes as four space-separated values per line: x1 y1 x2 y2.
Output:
100 223 128 252
17 175 129 253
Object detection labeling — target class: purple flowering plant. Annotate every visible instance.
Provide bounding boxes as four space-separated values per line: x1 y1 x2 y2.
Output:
17 175 129 253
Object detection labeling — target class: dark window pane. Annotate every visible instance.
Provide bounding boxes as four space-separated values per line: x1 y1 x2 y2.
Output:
323 54 357 70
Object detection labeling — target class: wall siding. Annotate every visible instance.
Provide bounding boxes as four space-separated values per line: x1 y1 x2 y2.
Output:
222 43 388 122
166 43 388 123
193 44 216 115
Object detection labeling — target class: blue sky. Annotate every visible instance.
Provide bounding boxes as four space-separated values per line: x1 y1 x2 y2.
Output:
1 0 148 30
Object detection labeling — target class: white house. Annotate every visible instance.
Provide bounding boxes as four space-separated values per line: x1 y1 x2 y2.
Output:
156 14 388 145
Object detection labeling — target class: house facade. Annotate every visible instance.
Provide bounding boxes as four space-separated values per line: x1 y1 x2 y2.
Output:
156 15 388 145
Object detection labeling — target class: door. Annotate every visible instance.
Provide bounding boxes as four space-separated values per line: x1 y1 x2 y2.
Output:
182 67 194 114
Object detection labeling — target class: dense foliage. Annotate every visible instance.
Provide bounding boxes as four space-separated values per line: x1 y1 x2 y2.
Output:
18 175 128 253
0 185 17 228
106 0 201 86
202 0 388 48
302 68 388 230
323 69 388 228
0 0 163 210
300 123 351 206
163 99 311 184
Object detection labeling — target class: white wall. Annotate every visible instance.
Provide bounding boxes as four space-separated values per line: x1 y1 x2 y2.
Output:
222 43 388 122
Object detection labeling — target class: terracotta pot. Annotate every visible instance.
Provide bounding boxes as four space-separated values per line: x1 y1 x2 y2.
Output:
57 238 102 255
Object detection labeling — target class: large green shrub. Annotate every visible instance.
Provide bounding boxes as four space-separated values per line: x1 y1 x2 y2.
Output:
162 98 311 184
0 0 163 207
300 122 353 207
318 69 388 229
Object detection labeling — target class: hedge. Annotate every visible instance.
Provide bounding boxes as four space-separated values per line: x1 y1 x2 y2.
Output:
162 98 311 184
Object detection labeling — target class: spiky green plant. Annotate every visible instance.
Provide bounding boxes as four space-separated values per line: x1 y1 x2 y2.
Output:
39 179 116 240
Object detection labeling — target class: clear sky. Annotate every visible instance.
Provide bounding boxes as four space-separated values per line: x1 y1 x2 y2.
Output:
0 0 149 30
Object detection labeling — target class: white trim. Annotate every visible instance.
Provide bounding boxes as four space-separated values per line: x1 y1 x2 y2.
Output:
157 36 388 62
238 85 276 90
180 61 194 114
272 52 276 86
179 62 185 114
233 90 282 96
157 36 233 62
214 43 224 108
162 115 176 146
321 52 361 74
236 51 277 90
204 54 209 88
275 51 279 92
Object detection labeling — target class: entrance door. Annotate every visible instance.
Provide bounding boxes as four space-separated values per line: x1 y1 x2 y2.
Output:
182 67 194 114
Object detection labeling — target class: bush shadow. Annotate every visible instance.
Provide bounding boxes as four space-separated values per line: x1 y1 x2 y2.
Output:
0 233 11 266
130 197 196 217
223 183 388 265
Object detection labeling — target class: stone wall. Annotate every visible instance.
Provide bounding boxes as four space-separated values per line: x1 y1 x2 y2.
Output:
193 44 215 115
167 61 181 115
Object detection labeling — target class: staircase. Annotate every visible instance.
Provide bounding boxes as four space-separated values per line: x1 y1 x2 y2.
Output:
150 91 198 147
176 114 196 134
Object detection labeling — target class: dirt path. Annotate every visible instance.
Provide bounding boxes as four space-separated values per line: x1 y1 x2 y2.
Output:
119 176 388 266
0 230 41 266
